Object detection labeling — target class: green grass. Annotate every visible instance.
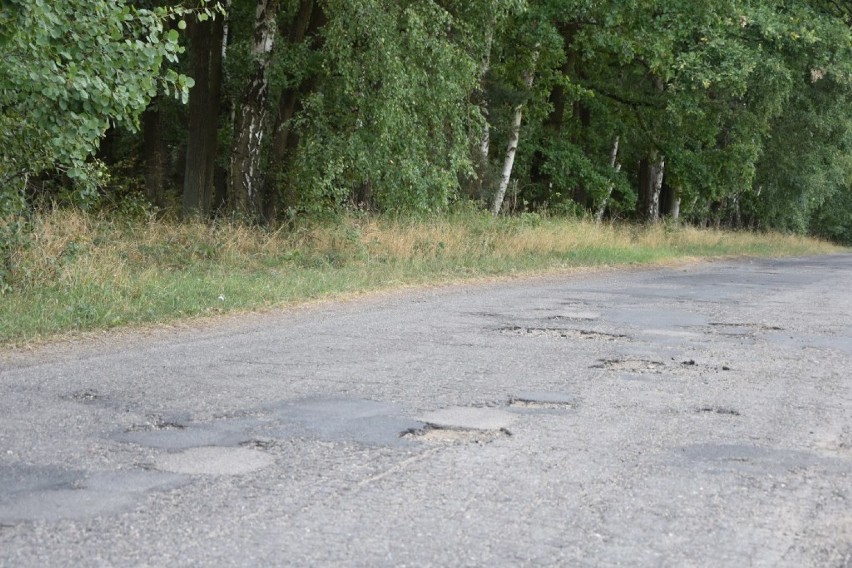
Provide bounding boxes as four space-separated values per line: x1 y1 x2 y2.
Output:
0 209 844 347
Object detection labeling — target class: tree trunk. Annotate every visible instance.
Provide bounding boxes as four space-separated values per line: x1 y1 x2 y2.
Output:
556 22 580 136
670 193 680 222
182 16 225 217
636 75 667 223
228 0 279 222
267 0 326 217
491 51 538 217
470 24 494 200
660 181 680 222
638 153 664 223
141 100 166 208
476 119 491 200
221 0 232 61
727 193 742 228
595 135 620 223
490 104 524 216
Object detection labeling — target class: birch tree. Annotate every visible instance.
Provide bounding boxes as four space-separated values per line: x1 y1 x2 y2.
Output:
471 23 495 200
284 0 494 213
595 136 621 223
491 50 538 216
228 0 279 221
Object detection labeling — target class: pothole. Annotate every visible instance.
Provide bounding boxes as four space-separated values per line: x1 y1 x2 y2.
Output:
593 359 666 373
697 406 741 416
509 400 570 409
467 311 506 319
405 407 516 444
547 312 601 322
127 417 187 432
709 322 784 332
240 439 277 450
499 326 627 341
153 447 274 475
508 392 579 410
61 389 106 404
401 425 512 444
671 358 731 371
417 407 517 431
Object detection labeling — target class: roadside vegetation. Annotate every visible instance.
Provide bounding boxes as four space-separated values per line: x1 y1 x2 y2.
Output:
0 208 840 346
1 1 851 345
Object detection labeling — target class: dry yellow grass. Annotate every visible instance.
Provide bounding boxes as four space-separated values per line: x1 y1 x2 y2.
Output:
0 209 842 346
13 210 841 278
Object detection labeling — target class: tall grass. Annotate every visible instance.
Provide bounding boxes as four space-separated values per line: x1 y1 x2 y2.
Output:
0 209 842 346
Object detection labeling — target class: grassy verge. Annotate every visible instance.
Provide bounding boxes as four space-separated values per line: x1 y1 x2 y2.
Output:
0 209 843 347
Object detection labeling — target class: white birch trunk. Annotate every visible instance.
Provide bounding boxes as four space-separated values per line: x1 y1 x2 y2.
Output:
228 0 278 220
649 157 664 223
490 104 524 216
595 135 620 223
221 0 232 61
479 124 491 178
491 51 538 216
473 25 494 198
639 153 665 223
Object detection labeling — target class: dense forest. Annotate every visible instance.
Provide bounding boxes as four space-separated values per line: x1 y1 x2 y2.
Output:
1 0 851 243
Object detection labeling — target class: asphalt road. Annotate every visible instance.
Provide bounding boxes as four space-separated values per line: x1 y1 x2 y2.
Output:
1 255 851 567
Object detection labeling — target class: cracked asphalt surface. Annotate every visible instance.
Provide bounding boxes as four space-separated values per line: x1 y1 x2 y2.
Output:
1 254 851 567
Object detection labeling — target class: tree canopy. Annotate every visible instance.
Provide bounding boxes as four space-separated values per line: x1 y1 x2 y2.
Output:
1 0 850 242
0 0 203 208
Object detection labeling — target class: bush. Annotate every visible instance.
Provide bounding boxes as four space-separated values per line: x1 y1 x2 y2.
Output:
0 192 29 292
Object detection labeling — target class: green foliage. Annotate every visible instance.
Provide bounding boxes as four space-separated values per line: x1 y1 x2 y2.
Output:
812 186 852 245
0 0 196 197
477 0 852 232
2 0 850 241
744 2 852 236
751 77 852 234
0 189 28 293
286 0 522 213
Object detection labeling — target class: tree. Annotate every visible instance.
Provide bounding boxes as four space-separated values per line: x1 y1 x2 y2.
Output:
265 0 327 218
228 0 280 221
182 12 226 217
283 0 493 213
0 0 197 207
491 48 539 216
748 8 852 234
480 0 852 230
5 0 848 246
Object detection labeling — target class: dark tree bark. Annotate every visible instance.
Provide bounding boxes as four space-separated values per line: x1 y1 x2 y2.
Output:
142 100 167 208
229 0 280 222
182 16 225 218
96 128 117 164
638 153 665 223
549 22 580 134
266 0 327 218
659 181 680 221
